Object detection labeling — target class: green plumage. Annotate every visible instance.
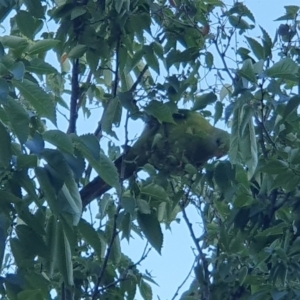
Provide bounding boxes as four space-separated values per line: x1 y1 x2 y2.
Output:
80 109 230 206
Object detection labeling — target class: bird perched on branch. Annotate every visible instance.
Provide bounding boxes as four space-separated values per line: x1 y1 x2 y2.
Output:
80 109 230 207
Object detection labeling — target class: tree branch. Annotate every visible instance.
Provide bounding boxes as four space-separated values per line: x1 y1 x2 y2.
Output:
181 195 211 300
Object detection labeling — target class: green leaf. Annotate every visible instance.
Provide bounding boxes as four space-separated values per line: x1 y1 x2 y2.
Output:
137 211 163 254
101 97 122 137
43 130 74 154
0 121 11 168
5 98 29 144
238 266 248 285
115 0 124 13
15 10 43 39
12 79 56 125
143 45 159 74
137 199 151 214
110 234 121 264
282 95 300 121
240 115 258 178
73 134 120 191
15 224 49 258
238 59 256 83
26 58 57 75
205 51 214 68
265 57 298 80
144 100 176 124
140 183 169 202
55 221 74 286
23 0 44 18
68 44 87 59
10 61 25 80
214 101 223 125
78 219 102 257
139 280 152 300
0 78 9 103
192 92 218 110
0 35 28 50
260 160 289 174
274 5 300 21
35 167 60 214
245 36 265 60
214 161 232 192
260 26 272 58
228 16 252 31
27 39 60 55
42 149 82 225
0 191 22 204
70 7 87 19
273 169 299 192
255 222 287 237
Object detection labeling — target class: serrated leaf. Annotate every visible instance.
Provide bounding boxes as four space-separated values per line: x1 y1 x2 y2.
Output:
27 39 60 55
137 211 163 254
260 26 272 58
265 57 298 80
144 100 175 124
5 98 29 144
0 121 11 168
43 130 73 154
245 36 265 60
12 79 56 125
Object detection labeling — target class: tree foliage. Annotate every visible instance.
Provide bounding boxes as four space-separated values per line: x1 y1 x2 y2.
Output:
0 0 300 299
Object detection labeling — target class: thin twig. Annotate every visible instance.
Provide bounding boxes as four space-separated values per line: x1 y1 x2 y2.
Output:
171 256 197 300
181 197 210 300
67 58 80 134
98 246 151 294
91 205 121 300
214 27 235 83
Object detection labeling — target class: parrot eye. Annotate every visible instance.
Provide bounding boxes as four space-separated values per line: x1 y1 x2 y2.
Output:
216 137 221 146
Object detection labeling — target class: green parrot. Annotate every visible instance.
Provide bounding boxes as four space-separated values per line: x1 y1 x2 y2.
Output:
80 109 230 207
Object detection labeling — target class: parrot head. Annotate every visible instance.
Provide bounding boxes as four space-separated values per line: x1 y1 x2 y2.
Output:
212 128 230 159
